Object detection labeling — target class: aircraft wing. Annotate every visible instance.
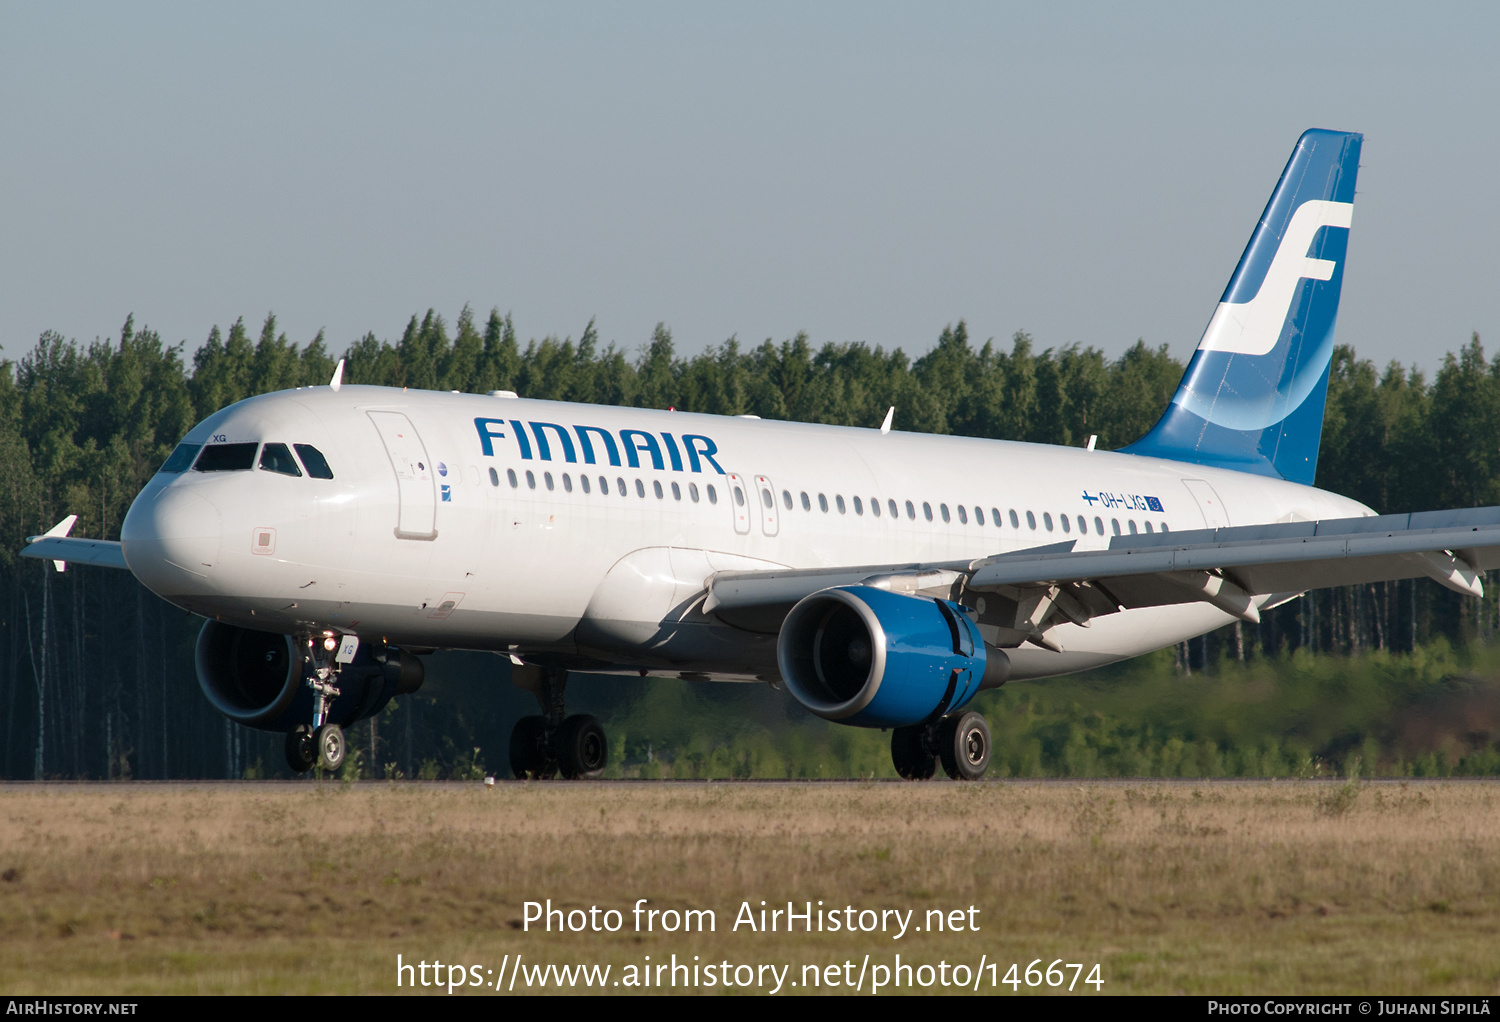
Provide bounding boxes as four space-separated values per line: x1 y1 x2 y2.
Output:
20 534 129 571
705 507 1500 642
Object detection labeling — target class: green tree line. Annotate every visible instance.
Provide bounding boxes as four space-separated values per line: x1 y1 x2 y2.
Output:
2 309 1498 779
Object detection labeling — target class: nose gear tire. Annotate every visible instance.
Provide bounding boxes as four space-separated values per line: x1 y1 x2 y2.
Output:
315 723 346 772
285 725 316 774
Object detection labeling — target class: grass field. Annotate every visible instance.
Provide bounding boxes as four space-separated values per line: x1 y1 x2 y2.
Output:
1 779 1498 995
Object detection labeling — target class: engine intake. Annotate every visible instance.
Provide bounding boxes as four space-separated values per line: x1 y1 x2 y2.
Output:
777 586 1004 728
195 620 424 733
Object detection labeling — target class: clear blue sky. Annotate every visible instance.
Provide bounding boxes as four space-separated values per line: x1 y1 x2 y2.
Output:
1 1 1495 375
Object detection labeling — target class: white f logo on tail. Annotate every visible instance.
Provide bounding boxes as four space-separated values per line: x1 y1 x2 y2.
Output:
1197 199 1354 357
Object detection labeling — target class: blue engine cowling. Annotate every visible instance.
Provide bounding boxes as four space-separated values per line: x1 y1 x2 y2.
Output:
194 620 424 733
776 586 1003 728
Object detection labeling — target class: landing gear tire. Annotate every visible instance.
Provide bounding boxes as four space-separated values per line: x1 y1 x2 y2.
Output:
938 711 990 781
509 715 557 779
891 725 937 780
556 715 608 779
315 723 346 772
285 725 316 774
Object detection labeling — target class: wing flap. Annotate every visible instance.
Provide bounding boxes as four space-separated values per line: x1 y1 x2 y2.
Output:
968 515 1500 597
702 506 1500 640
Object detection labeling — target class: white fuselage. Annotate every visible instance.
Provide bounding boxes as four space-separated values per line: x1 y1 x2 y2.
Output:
120 386 1372 683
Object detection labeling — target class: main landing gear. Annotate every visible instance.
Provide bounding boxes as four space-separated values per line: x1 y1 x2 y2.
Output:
509 666 609 780
890 710 991 781
285 635 348 774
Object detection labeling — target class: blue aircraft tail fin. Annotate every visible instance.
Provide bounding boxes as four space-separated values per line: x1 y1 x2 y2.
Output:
1120 129 1362 486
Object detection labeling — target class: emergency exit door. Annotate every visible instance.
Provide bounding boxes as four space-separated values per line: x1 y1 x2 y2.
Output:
725 473 752 535
753 474 779 536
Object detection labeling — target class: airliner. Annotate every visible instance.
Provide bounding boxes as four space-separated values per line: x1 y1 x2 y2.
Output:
25 129 1500 781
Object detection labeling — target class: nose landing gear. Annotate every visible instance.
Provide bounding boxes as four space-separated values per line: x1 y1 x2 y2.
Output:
283 635 348 774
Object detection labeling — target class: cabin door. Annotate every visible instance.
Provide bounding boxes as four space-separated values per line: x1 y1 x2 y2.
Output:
1182 478 1229 529
368 410 438 540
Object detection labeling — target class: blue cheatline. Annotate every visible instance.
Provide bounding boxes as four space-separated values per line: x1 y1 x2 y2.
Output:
1121 128 1362 486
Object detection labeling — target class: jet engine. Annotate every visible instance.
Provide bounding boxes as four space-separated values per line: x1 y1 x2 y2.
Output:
195 620 424 733
776 586 1006 728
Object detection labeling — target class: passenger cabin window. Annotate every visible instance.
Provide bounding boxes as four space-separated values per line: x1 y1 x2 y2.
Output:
888 499 899 518
801 492 811 511
733 485 745 506
1094 516 1104 535
940 503 950 523
905 500 916 519
159 443 202 474
617 477 627 496
293 444 334 479
194 443 258 472
654 480 664 499
489 467 500 486
672 482 682 500
508 469 519 488
707 484 718 504
1043 512 1054 531
836 495 846 514
991 508 1002 527
1010 509 1020 528
581 475 591 493
258 443 302 477
870 497 880 517
819 494 829 513
1060 514 1070 533
690 482 700 502
922 502 933 521
563 474 573 492
1026 511 1036 530
761 487 773 507
545 472 555 491
636 479 647 498
853 496 862 515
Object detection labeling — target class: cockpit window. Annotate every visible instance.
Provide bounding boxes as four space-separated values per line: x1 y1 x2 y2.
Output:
258 443 303 477
194 443 258 472
293 444 335 479
158 443 202 474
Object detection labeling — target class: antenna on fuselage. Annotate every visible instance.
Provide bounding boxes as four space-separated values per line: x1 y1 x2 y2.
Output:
879 406 894 434
329 359 345 392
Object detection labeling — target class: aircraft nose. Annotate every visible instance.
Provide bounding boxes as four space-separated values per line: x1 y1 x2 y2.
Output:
121 485 223 594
